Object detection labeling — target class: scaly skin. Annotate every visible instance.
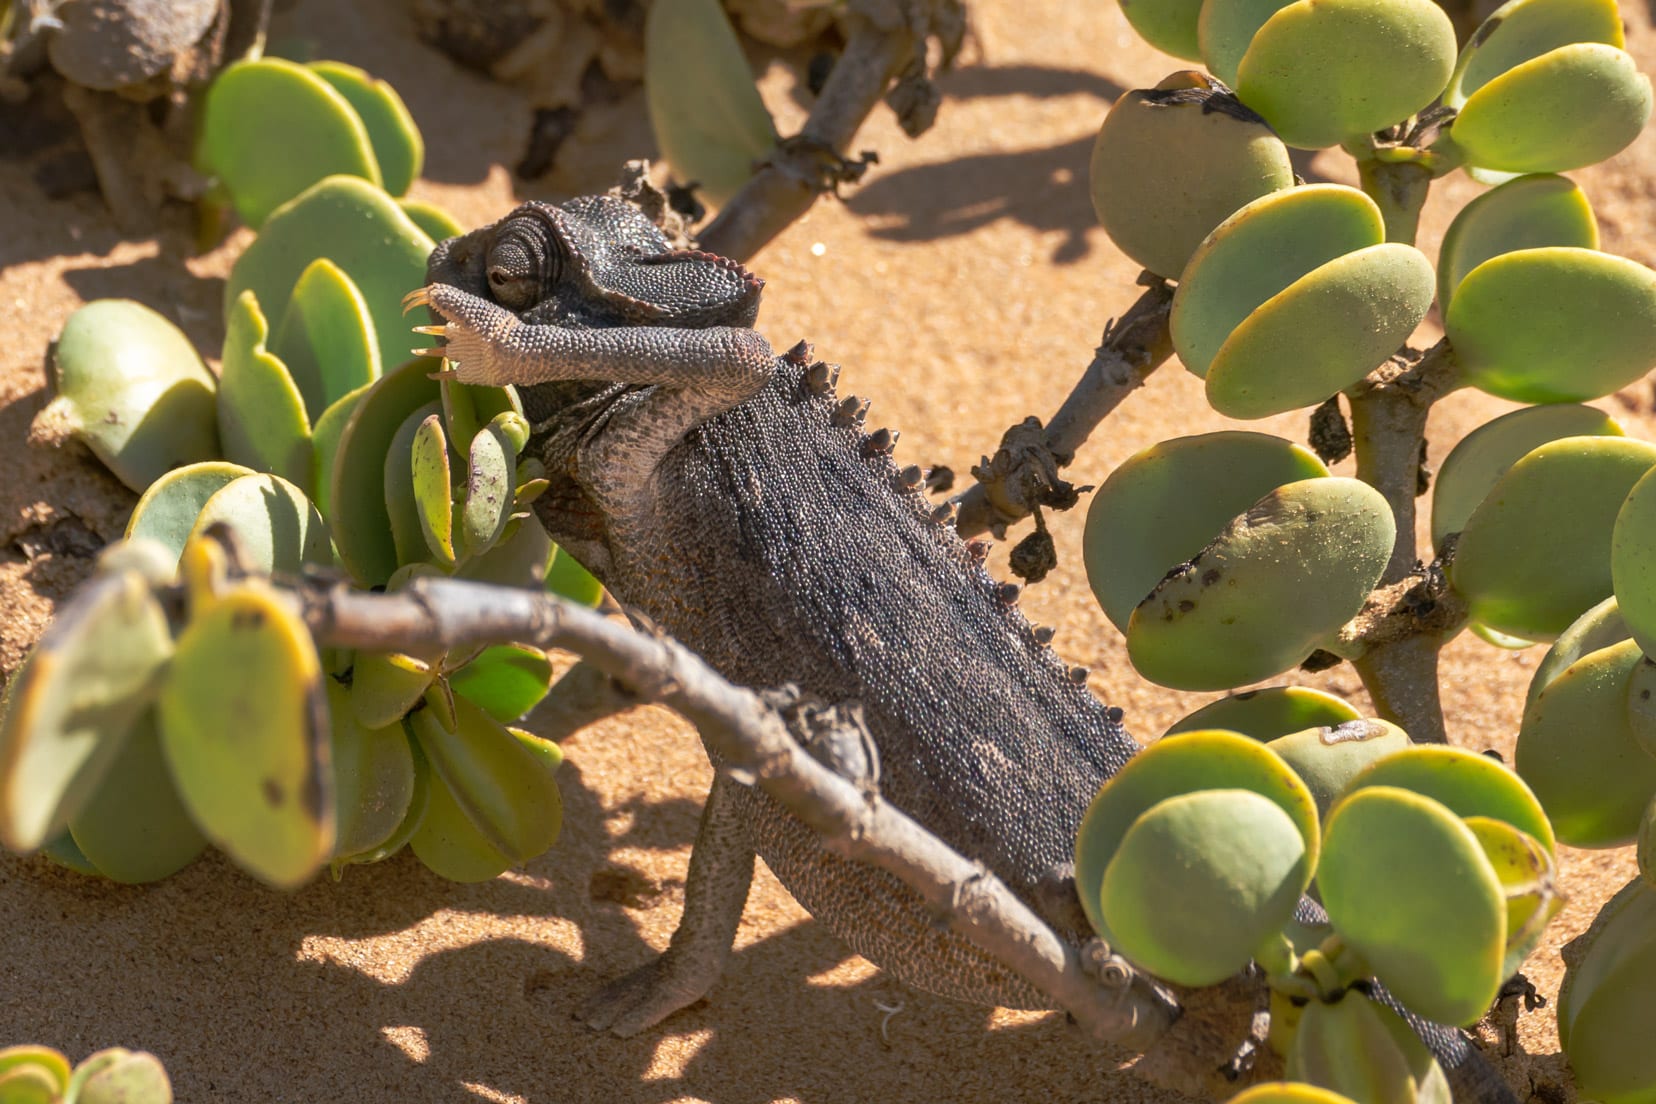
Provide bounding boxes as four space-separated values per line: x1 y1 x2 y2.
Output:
414 194 1513 1101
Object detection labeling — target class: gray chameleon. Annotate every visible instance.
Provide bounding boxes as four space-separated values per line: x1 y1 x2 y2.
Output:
408 193 1513 1101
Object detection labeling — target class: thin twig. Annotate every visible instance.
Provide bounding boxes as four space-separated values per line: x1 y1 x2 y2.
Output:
953 279 1174 539
697 8 916 261
290 574 1178 1052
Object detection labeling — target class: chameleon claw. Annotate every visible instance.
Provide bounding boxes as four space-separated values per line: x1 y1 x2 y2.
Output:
410 324 448 336
427 367 461 381
401 287 433 313
411 346 449 359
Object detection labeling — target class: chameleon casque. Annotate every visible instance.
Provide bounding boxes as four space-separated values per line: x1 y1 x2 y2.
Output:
411 193 1510 1099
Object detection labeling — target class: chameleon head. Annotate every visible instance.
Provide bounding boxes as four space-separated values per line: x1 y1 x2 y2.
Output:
425 195 764 331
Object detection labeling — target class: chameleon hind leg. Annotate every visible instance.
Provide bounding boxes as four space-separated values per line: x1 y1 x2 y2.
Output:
578 772 757 1037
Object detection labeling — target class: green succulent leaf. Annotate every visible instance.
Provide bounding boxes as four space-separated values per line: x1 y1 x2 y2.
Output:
1265 719 1412 818
226 175 435 374
1120 0 1205 57
1446 0 1624 108
351 651 439 731
1641 794 1656 888
311 382 373 518
644 0 778 206
1200 0 1297 86
1203 241 1434 419
0 1047 70 1097
1229 1086 1362 1104
1171 184 1384 379
1625 656 1656 763
1074 729 1319 940
125 461 258 569
449 644 556 723
440 378 522 465
325 679 417 864
1557 877 1656 1103
1126 477 1394 690
1518 637 1656 847
545 546 605 606
1528 596 1630 706
461 413 522 558
1612 466 1656 662
1234 0 1457 150
0 1065 60 1104
270 257 381 424
1084 431 1328 631
69 1048 172 1104
410 413 456 564
399 198 464 242
1319 786 1506 1026
457 518 554 590
1463 815 1564 978
1287 991 1452 1104
0 568 173 852
407 686 562 864
308 60 423 196
219 290 313 486
1449 43 1650 174
385 402 445 567
1433 404 1623 549
336 729 431 873
409 755 514 883
187 473 332 578
329 358 444 586
40 299 219 493
1102 788 1309 986
1164 685 1362 740
1342 744 1556 854
1090 72 1294 280
157 581 334 889
1453 435 1656 640
1449 247 1656 404
1437 174 1599 313
198 58 381 228
41 829 103 876
67 710 207 884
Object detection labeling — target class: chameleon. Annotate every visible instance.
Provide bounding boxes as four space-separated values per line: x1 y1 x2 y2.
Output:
408 192 1514 1100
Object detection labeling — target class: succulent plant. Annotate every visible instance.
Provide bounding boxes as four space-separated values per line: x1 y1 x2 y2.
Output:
1076 724 1556 1041
0 1044 172 1104
3 59 601 889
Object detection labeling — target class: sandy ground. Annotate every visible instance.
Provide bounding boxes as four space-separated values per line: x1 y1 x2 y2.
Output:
0 0 1652 1100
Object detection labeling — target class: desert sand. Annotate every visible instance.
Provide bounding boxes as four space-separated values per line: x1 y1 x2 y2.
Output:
0 0 1651 1100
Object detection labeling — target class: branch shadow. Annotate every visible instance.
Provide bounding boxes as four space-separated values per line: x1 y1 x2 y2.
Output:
0 703 1150 1104
841 65 1128 263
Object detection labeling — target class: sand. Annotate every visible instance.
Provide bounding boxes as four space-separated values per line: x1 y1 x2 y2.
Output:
0 0 1651 1100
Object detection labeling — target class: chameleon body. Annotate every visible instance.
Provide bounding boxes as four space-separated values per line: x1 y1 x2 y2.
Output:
414 194 1508 1097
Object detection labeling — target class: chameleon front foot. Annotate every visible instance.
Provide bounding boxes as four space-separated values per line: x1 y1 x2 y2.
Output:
577 949 726 1037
